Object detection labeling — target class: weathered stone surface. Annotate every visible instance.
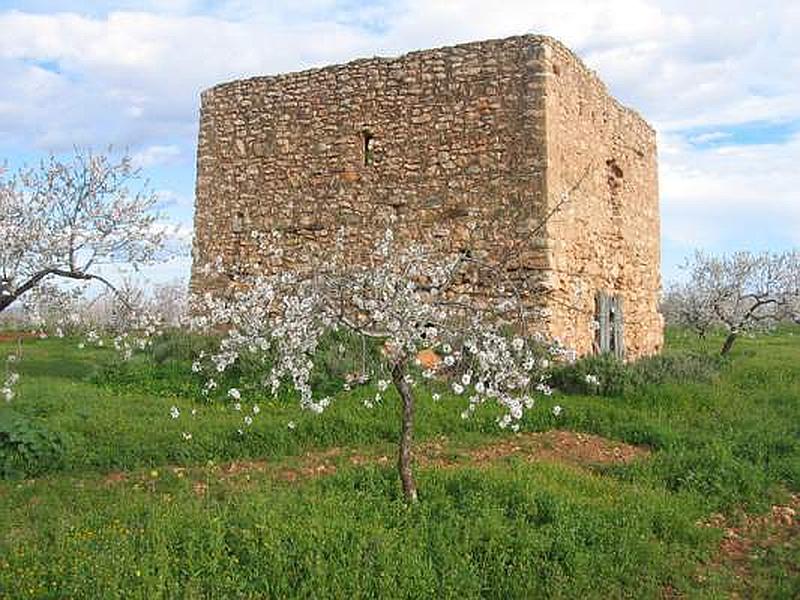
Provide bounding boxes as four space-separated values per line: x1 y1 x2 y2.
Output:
191 34 663 359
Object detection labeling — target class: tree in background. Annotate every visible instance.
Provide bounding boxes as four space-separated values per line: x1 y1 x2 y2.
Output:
663 250 800 355
0 148 167 314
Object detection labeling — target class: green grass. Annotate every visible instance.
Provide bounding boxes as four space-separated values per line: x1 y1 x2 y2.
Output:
1 327 798 598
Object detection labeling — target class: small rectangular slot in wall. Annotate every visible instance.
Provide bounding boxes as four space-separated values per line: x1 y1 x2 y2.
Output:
363 130 375 166
232 211 245 233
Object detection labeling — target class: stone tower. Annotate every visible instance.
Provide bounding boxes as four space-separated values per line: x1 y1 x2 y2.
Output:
191 34 663 358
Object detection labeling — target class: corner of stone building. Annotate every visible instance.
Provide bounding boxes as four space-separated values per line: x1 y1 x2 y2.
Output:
531 36 663 359
524 37 560 342
189 86 217 298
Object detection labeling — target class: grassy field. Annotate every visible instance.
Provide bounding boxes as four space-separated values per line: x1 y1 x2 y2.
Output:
0 328 798 598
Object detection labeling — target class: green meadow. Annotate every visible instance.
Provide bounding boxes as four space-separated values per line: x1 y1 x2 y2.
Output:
1 328 798 598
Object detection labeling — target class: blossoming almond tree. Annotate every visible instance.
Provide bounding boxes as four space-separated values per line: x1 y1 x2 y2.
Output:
664 250 800 355
0 148 167 314
190 230 571 502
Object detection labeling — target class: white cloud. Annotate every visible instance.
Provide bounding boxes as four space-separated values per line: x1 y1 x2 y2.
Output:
660 131 800 248
132 144 181 168
688 131 731 144
154 188 192 211
0 8 383 149
0 0 797 285
1 1 797 145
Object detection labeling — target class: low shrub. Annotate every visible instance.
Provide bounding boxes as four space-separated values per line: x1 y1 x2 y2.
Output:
93 327 388 402
0 408 67 478
550 351 724 397
630 352 725 388
149 330 220 365
549 354 631 396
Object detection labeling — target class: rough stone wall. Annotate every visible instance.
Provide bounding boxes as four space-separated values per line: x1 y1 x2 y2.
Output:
192 36 551 298
540 41 663 357
191 34 663 358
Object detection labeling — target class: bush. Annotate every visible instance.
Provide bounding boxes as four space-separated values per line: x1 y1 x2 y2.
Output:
0 408 67 478
549 354 631 396
149 330 219 365
550 351 724 397
311 329 386 396
629 352 725 388
92 328 386 402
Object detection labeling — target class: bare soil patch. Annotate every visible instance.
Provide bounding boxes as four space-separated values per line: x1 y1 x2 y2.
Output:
206 430 649 485
0 332 37 343
420 430 649 469
102 471 128 486
101 430 650 494
698 493 799 596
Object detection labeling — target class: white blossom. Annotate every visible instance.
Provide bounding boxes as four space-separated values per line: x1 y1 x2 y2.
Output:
585 374 600 386
184 226 578 501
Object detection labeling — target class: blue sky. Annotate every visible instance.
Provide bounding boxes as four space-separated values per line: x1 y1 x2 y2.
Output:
0 0 797 286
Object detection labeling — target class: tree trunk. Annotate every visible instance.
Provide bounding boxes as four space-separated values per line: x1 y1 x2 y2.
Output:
721 331 737 356
391 361 418 503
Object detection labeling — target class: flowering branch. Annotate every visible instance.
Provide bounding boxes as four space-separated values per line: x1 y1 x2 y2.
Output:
0 148 169 314
189 229 572 502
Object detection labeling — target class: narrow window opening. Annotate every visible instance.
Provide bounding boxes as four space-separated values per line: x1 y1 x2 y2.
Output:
362 130 375 166
232 211 245 234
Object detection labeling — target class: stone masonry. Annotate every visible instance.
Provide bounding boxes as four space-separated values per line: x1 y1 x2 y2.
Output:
191 34 663 359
